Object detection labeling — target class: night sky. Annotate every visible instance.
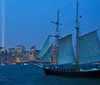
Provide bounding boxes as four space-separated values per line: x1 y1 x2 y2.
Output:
0 0 100 50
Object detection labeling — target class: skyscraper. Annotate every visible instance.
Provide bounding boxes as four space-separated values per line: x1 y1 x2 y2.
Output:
16 45 25 53
0 47 4 64
8 48 15 53
30 46 36 54
0 47 4 52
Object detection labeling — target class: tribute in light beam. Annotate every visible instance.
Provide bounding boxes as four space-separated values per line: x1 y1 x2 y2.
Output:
2 0 5 48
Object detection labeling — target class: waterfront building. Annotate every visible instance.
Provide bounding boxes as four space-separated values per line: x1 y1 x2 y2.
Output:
8 48 15 53
0 46 39 63
0 47 5 62
16 45 25 53
36 50 40 58
16 45 25 58
0 47 4 53
21 51 29 62
7 53 16 64
4 49 8 64
8 48 16 57
0 47 4 64
28 46 37 61
15 57 21 63
29 53 34 60
30 46 36 55
35 50 40 62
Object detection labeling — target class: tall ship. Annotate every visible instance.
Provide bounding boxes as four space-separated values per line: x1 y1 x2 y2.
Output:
38 0 100 77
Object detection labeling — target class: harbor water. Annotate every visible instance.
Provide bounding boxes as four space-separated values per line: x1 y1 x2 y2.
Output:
0 64 100 85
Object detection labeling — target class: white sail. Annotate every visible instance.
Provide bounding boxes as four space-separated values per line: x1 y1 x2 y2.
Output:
79 30 100 64
38 36 50 58
41 44 53 62
58 34 76 64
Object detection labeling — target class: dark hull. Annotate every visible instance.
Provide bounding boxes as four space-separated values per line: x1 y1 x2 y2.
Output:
43 68 100 77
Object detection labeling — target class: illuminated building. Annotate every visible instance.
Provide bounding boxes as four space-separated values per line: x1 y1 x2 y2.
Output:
35 50 40 62
21 51 29 62
0 47 4 53
30 46 36 54
7 48 16 64
0 45 40 63
0 47 4 64
8 48 16 57
29 53 34 60
29 46 36 61
15 57 21 63
0 47 4 56
8 48 15 53
16 45 25 58
4 49 8 64
16 45 25 53
35 50 40 58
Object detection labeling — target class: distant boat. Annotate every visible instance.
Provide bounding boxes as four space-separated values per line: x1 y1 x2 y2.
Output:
38 0 100 77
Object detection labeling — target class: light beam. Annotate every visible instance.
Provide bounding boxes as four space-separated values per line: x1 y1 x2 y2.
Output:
2 0 5 48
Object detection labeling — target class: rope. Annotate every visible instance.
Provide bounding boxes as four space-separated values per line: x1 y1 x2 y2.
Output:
59 22 75 32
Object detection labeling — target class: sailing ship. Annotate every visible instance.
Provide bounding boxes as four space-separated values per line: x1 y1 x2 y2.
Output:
38 0 100 77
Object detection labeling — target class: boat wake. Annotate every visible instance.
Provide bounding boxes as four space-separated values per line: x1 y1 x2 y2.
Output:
34 63 44 68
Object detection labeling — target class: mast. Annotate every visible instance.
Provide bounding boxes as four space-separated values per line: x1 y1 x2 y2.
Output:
51 10 61 64
75 0 79 65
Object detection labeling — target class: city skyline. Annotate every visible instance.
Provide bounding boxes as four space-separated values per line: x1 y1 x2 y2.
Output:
0 0 100 50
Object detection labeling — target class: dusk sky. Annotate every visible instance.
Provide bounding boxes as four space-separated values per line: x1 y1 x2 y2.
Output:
0 0 100 50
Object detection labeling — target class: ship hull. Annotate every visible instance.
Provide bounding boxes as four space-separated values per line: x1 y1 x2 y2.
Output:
43 68 100 77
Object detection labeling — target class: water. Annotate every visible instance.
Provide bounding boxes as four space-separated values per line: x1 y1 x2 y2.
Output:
0 64 100 85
